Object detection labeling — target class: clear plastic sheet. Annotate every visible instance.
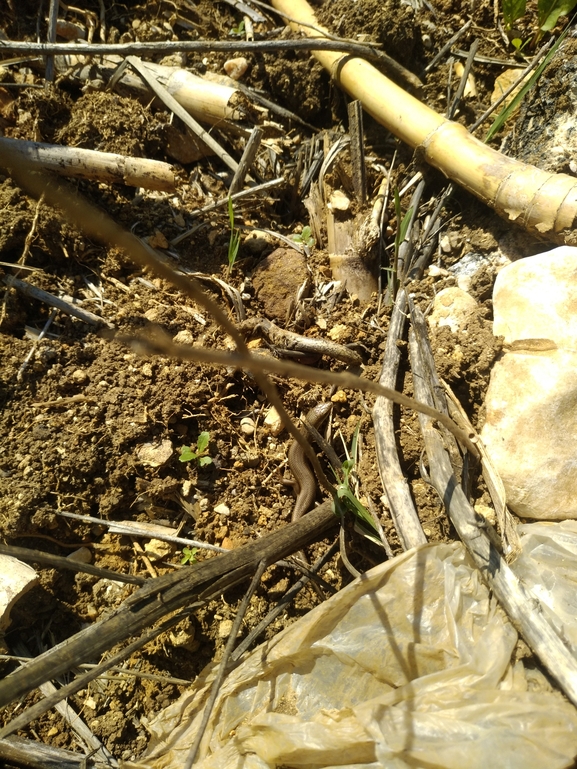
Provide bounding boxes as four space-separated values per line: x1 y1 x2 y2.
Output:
513 520 577 649
124 542 577 769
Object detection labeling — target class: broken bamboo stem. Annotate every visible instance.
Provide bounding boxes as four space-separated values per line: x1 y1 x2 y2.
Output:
271 0 577 244
0 136 175 191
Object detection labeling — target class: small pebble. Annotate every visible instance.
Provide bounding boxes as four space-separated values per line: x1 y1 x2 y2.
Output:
327 323 349 343
331 390 348 404
214 502 230 516
264 406 284 436
328 189 351 212
144 538 174 560
223 57 249 80
240 417 255 436
136 439 173 468
173 329 194 345
67 547 92 564
71 368 88 384
218 619 234 638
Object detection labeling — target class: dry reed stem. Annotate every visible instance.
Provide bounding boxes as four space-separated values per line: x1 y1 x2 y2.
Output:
271 0 577 244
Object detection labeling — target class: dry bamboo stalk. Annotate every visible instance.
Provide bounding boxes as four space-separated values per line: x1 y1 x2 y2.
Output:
271 0 577 244
105 60 247 125
0 136 175 191
373 289 427 549
126 56 239 175
0 736 111 769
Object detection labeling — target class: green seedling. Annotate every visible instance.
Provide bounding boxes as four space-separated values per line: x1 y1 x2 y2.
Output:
332 423 381 545
486 21 569 140
179 431 213 466
227 196 241 275
537 0 577 32
502 0 527 32
501 0 577 47
385 189 413 300
291 225 315 248
230 19 245 37
181 546 198 565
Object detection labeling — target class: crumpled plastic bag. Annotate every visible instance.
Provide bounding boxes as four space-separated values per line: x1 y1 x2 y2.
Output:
123 542 577 769
512 520 577 649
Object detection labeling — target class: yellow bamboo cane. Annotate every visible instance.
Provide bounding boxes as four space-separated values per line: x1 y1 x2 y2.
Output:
271 0 577 244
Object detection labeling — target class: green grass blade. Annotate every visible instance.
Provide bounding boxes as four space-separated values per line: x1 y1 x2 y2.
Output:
485 23 570 141
538 0 577 30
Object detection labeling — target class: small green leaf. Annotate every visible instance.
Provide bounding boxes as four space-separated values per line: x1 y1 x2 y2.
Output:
398 207 414 244
502 0 527 27
179 446 196 462
538 0 577 30
197 431 210 454
199 456 213 467
181 546 198 565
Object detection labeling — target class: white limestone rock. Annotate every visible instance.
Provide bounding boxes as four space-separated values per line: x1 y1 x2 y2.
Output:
481 247 577 519
0 556 38 632
429 287 478 333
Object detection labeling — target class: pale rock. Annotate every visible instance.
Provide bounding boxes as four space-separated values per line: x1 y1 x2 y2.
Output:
223 57 248 80
137 439 173 467
240 417 255 436
214 503 230 516
67 547 92 564
0 556 38 632
492 247 577 345
429 287 478 333
440 234 452 253
169 618 196 651
92 578 129 608
264 406 284 436
218 619 233 638
173 329 194 345
71 368 88 384
327 323 349 343
144 538 174 560
481 247 577 519
328 190 350 212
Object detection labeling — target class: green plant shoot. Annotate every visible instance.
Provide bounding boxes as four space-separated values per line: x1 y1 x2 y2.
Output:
227 197 241 275
502 0 527 30
386 189 413 299
181 546 198 565
538 0 577 31
332 423 381 545
230 19 245 37
179 431 213 466
501 0 576 45
486 21 569 140
291 225 315 248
